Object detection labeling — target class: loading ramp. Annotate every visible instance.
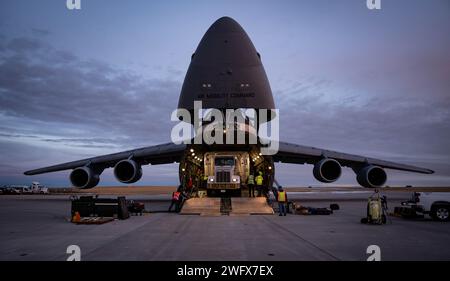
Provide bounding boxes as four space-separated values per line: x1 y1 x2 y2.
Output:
179 198 221 216
179 197 274 215
231 197 274 215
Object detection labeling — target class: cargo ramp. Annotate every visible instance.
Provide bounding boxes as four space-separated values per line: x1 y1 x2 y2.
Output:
231 197 274 215
180 197 273 215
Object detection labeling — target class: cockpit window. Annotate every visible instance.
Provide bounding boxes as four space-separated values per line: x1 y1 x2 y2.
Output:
215 157 235 166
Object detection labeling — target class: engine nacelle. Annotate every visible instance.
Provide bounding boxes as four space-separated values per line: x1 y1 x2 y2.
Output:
114 159 142 184
70 167 100 189
356 165 387 188
313 158 342 183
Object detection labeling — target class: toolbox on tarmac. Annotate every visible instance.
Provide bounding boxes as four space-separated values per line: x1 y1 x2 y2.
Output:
71 195 130 219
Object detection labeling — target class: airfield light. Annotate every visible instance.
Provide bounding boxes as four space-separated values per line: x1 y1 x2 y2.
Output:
192 153 195 156
190 148 194 153
259 153 262 156
268 166 272 170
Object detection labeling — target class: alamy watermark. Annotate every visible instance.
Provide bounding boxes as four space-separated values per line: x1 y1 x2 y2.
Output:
66 1 380 11
170 101 280 155
366 245 381 261
66 245 81 261
66 0 81 10
367 0 381 10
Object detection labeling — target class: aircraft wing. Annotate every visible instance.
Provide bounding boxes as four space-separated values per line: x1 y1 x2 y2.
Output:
273 141 434 174
24 142 186 175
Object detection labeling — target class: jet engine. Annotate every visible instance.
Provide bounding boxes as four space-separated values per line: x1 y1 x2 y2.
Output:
356 165 387 188
313 158 342 183
70 167 100 189
114 159 142 184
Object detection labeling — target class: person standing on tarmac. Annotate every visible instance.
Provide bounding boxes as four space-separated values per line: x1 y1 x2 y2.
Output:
177 190 189 212
202 173 208 189
186 176 193 196
277 186 288 216
247 172 255 197
255 171 264 197
168 185 182 212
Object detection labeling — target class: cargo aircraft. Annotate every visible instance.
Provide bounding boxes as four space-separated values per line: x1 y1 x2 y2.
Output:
25 17 433 195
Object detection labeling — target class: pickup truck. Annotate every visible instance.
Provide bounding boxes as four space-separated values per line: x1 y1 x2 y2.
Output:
399 192 450 221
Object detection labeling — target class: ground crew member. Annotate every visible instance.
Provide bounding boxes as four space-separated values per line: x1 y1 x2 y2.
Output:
178 190 188 211
255 171 263 197
277 186 288 216
202 173 208 189
196 170 202 189
186 176 193 195
247 172 255 197
168 185 182 212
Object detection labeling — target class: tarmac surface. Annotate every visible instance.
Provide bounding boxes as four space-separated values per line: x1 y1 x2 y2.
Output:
1 192 450 261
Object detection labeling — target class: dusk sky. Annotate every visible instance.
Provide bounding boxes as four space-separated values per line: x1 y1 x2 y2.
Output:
0 0 449 187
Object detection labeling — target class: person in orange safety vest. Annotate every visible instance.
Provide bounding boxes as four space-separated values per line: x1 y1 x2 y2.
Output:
168 185 183 212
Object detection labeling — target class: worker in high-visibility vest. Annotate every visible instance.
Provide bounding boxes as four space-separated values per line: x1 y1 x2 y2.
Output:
277 186 288 216
247 172 255 198
255 171 264 197
202 173 208 189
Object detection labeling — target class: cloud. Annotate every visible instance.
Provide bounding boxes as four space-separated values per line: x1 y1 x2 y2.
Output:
0 33 449 187
273 68 450 185
0 36 182 147
0 36 185 185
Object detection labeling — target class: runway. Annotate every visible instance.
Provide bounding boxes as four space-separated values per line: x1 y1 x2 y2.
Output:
1 193 450 261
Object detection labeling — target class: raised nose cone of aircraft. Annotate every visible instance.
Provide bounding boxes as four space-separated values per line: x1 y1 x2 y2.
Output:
178 16 275 111
206 16 244 33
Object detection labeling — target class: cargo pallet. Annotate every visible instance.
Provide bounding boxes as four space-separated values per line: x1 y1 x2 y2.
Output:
74 217 115 225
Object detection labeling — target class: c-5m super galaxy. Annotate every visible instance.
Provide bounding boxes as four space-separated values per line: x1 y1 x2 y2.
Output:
25 17 433 195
